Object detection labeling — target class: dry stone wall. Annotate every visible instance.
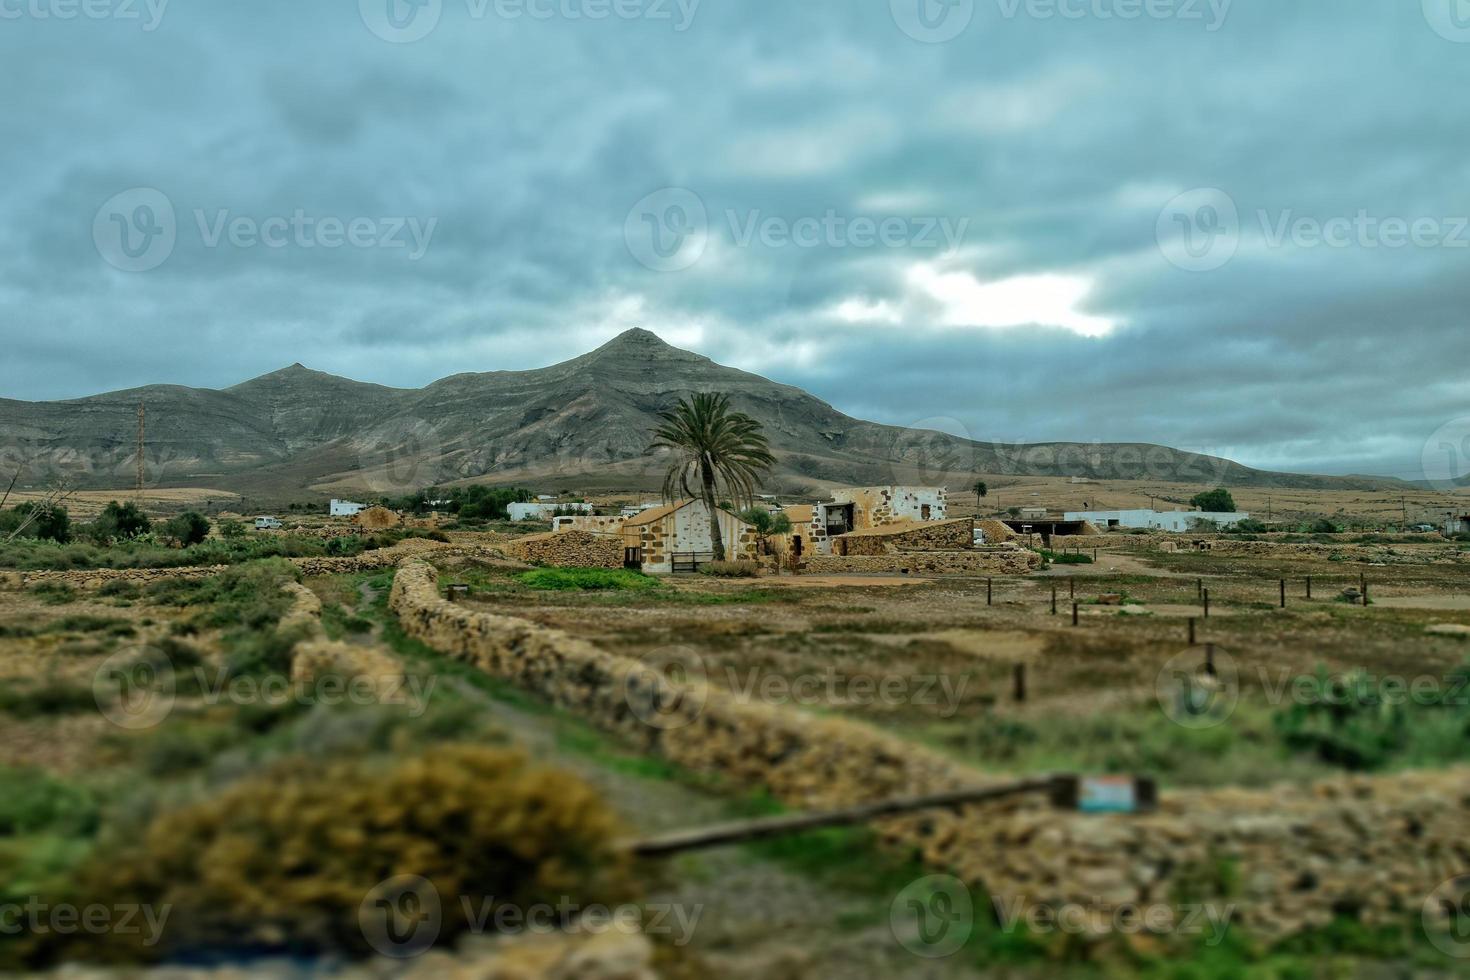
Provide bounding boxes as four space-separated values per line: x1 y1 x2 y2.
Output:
388 556 1470 943
507 530 623 569
833 519 972 556
11 540 472 589
280 581 406 701
805 547 1042 576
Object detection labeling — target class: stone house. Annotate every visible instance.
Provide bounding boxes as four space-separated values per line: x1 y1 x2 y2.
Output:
780 486 949 559
621 499 758 574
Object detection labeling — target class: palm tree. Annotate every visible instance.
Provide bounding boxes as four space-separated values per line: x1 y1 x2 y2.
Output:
649 393 775 560
973 480 988 513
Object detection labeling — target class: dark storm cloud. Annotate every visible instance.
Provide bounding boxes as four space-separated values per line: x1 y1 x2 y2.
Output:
2 0 1467 478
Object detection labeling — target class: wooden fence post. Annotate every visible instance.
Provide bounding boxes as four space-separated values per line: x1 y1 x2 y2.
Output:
1203 588 1210 619
1072 602 1079 626
1013 663 1027 703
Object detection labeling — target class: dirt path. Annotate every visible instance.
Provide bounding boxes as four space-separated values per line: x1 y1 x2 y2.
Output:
431 668 984 978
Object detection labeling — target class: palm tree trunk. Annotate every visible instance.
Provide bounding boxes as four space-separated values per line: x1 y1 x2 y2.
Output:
701 459 725 561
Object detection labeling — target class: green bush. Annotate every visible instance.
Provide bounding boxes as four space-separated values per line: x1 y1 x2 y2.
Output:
1038 549 1093 565
517 567 662 592
42 615 135 637
58 745 633 964
0 534 349 572
31 582 76 605
88 501 151 543
1273 666 1470 771
161 512 211 547
0 768 99 838
1190 488 1237 512
0 503 71 543
0 679 98 719
98 579 141 599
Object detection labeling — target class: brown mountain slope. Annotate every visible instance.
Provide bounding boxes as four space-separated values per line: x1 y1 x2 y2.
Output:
0 329 1409 497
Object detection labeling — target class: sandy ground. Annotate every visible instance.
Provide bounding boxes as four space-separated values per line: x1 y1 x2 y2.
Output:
1370 595 1470 610
755 574 933 588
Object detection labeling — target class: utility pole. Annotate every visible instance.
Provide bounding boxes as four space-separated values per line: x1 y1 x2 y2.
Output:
135 401 146 502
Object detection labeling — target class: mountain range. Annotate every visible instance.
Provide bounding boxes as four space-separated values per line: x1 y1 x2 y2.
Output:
0 329 1410 498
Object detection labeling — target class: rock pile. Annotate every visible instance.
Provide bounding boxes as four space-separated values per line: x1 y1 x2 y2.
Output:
354 506 403 530
507 530 623 569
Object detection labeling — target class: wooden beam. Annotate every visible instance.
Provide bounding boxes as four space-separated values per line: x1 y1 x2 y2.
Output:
624 777 1061 858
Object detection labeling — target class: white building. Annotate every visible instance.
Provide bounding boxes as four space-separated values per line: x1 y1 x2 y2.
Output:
330 499 367 517
508 501 594 522
1065 509 1252 532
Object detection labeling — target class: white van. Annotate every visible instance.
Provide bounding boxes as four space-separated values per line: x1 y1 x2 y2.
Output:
254 516 283 530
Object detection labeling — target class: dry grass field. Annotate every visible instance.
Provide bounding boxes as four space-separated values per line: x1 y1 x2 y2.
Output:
944 474 1470 526
2 488 242 520
1 486 1468 977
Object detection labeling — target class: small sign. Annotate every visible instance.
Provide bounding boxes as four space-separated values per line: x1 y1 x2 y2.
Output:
1078 776 1139 814
1047 774 1157 814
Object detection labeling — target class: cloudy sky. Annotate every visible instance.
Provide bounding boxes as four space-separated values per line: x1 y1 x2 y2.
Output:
3 0 1468 479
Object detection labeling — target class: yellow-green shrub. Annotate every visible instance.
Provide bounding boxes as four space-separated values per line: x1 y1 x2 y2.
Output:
58 745 633 964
